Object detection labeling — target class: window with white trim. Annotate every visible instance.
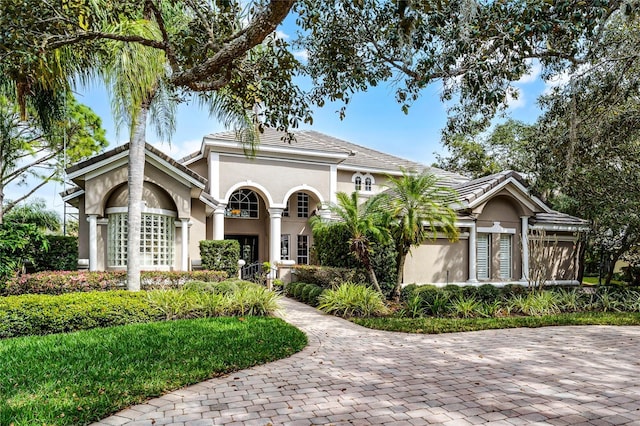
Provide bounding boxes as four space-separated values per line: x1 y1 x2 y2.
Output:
364 177 372 192
283 200 289 217
477 233 490 280
297 235 309 264
107 213 175 267
281 234 290 260
297 192 309 218
499 234 512 279
351 172 375 192
355 176 362 191
226 189 259 218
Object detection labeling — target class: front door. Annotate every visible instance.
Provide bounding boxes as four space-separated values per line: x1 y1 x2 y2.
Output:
225 235 259 264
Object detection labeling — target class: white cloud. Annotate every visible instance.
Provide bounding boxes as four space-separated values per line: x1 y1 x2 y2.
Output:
275 30 290 40
294 49 309 62
150 138 203 161
517 60 542 84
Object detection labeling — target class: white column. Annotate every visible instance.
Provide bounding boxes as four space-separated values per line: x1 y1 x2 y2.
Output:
467 222 478 283
88 214 98 271
268 208 283 266
181 218 189 271
521 216 529 282
208 152 220 200
213 205 226 240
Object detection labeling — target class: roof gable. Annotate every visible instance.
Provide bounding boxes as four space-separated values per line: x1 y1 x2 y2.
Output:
67 143 207 190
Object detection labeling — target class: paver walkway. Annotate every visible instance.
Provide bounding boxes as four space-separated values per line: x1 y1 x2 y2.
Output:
94 298 640 426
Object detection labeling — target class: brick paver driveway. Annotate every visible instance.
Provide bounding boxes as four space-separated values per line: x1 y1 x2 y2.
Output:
94 298 640 426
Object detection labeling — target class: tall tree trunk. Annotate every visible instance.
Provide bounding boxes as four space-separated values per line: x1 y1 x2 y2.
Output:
126 105 149 291
367 265 383 295
393 251 407 302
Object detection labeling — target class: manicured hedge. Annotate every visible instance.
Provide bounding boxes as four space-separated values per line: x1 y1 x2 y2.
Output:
33 235 78 272
2 270 228 296
291 265 368 289
285 281 325 307
0 280 281 338
0 291 160 338
199 239 241 277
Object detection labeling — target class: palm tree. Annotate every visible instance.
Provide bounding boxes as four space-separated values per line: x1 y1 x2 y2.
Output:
313 191 390 294
386 171 459 301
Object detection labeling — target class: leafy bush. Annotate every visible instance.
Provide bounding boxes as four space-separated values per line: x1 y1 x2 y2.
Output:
307 286 324 307
318 282 388 318
291 265 368 289
32 235 78 272
311 222 397 295
3 270 227 296
450 296 481 318
199 239 240 277
400 284 418 302
0 291 161 338
509 292 560 316
0 223 47 282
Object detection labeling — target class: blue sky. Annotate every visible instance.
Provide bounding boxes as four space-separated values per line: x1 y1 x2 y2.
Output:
6 15 558 216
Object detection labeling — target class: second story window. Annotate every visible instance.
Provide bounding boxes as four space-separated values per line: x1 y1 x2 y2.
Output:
297 192 309 217
364 177 372 192
355 176 362 191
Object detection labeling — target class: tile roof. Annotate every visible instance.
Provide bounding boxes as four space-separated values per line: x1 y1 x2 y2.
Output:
453 170 524 206
531 212 589 227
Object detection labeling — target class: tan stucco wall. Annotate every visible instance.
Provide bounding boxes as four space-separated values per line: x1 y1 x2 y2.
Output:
106 181 176 211
84 163 192 218
403 239 469 284
218 156 330 207
189 200 208 262
530 235 579 281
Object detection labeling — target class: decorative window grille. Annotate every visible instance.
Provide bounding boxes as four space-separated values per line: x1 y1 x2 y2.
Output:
477 233 490 280
297 192 309 218
364 177 372 192
281 234 290 260
226 189 259 218
355 176 362 191
297 235 309 264
499 234 512 279
108 213 174 267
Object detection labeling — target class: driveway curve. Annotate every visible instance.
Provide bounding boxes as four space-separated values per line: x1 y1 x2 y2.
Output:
94 298 640 426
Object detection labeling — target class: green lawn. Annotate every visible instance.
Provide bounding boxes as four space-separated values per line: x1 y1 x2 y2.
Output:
353 312 640 334
582 276 626 286
0 317 307 426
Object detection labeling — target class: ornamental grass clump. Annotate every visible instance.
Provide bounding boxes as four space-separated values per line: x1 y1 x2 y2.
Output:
318 282 388 318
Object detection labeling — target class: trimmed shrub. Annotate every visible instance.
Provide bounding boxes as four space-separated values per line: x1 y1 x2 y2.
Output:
291 265 368 289
32 235 78 272
0 291 161 338
199 240 240 277
3 270 228 296
307 286 324 307
400 284 419 302
318 282 389 318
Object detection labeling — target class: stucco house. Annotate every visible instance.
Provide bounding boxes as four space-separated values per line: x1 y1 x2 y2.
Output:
63 128 588 286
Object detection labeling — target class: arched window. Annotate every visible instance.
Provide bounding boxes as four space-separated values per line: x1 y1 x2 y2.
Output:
354 176 362 191
364 177 372 192
227 189 259 218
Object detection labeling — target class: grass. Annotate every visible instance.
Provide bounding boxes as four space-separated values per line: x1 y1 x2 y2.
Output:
353 312 640 334
582 276 626 286
0 317 307 426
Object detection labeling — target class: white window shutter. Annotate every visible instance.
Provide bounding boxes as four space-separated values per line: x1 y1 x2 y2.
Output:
500 234 512 279
477 233 490 280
